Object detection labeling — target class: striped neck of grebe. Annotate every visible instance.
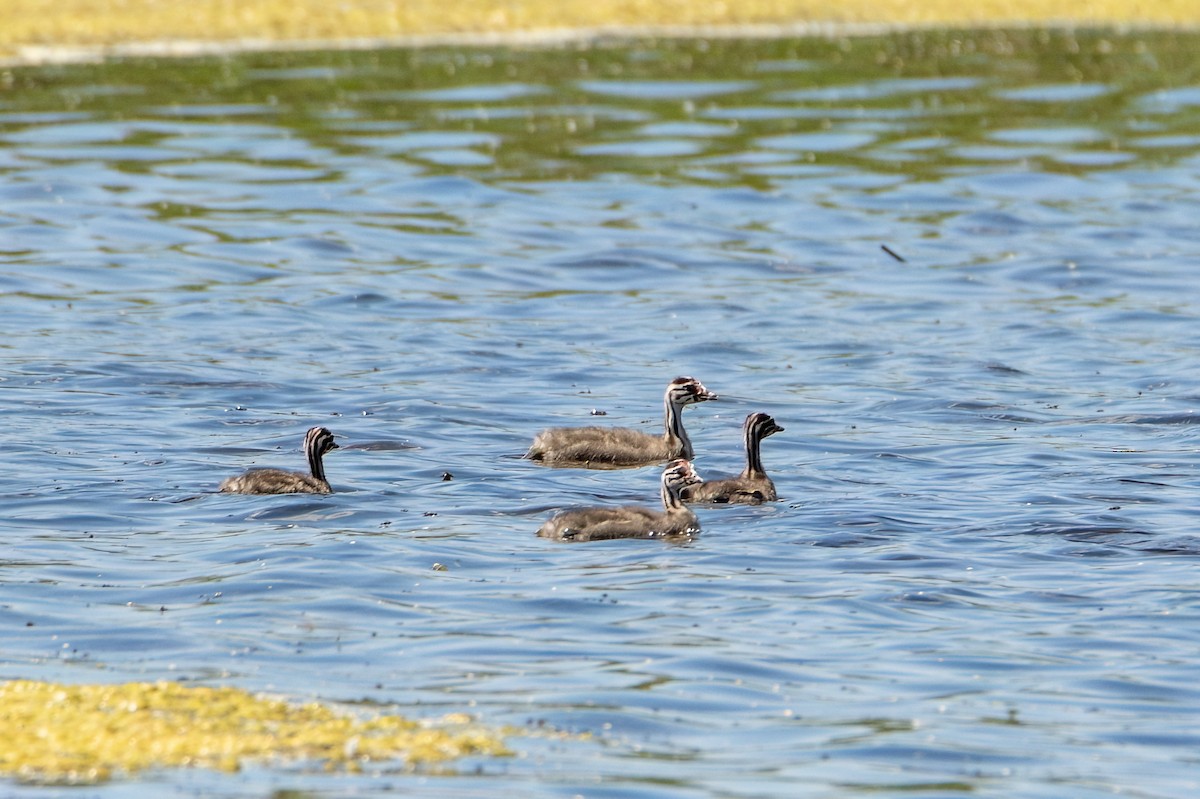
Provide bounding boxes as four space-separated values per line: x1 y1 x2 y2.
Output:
744 418 766 478
305 429 332 483
663 389 693 459
660 461 695 511
661 474 687 511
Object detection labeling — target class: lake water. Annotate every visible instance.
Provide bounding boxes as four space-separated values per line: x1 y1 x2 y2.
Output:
3 27 1200 798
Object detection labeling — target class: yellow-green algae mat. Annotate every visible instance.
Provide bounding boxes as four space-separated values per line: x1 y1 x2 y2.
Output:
0 679 511 784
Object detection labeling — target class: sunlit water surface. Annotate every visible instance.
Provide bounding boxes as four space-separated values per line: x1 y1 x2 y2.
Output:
2 29 1200 798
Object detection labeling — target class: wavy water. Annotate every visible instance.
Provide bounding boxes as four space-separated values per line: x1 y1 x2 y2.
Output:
2 29 1200 797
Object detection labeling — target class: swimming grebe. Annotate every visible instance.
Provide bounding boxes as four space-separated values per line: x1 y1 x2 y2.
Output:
681 412 782 504
527 376 716 467
538 459 703 542
219 426 338 495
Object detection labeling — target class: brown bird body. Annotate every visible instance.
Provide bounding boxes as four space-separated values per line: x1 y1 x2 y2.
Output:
527 377 716 467
219 426 339 495
681 413 782 505
538 459 703 542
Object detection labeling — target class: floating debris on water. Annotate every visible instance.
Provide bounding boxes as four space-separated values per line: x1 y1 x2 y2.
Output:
0 680 510 785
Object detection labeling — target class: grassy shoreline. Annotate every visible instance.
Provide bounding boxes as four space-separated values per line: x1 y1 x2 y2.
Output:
3 0 1199 64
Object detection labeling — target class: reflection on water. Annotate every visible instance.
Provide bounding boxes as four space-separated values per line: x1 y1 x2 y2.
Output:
3 28 1200 797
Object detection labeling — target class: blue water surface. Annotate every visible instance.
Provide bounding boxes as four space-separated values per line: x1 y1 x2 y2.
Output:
1 29 1199 798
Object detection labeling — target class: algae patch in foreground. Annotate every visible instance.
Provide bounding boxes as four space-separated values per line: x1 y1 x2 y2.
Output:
0 679 510 784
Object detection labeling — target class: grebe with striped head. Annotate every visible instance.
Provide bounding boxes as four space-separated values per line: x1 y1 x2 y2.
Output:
680 412 782 505
538 459 703 542
526 376 716 467
219 426 339 495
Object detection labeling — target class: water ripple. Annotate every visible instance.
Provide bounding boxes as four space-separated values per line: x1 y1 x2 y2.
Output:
1 29 1200 799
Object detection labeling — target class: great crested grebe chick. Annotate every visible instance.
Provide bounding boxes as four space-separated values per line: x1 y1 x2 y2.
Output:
538 459 703 542
219 426 339 495
681 412 782 505
526 376 716 467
